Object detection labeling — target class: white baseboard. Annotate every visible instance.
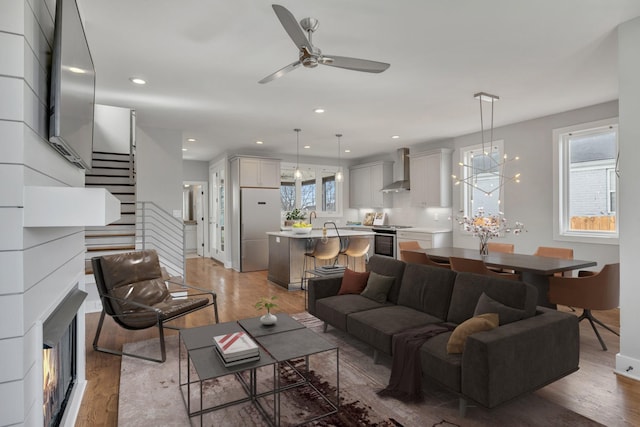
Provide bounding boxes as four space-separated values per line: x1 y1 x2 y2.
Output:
615 353 640 382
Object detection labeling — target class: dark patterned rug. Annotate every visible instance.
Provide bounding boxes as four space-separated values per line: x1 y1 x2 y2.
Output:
118 312 603 426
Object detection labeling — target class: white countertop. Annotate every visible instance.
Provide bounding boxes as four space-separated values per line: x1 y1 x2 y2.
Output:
399 227 453 233
267 229 375 239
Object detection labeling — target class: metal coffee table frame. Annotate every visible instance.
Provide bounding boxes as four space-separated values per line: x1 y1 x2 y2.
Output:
179 323 278 426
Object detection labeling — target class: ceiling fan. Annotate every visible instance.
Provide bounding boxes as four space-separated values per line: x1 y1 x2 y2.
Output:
259 4 390 84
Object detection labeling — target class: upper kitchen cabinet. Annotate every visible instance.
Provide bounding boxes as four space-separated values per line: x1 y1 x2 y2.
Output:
410 148 453 208
238 157 280 188
349 161 393 208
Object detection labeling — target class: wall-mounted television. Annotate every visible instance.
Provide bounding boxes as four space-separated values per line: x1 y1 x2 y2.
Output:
48 0 96 170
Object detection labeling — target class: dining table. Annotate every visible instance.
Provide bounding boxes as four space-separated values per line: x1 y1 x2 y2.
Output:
405 247 597 308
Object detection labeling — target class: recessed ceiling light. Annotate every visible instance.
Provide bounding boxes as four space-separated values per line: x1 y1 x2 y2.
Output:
182 148 187 151
256 140 264 145
314 108 325 113
187 138 196 142
345 149 351 153
304 145 311 149
129 77 146 85
391 135 400 139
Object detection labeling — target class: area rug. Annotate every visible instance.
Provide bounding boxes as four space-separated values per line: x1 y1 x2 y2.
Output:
119 312 603 426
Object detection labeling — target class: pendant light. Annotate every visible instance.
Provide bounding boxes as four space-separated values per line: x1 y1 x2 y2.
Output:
294 128 302 181
335 133 344 182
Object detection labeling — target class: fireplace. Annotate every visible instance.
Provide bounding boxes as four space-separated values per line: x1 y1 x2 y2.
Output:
42 288 87 427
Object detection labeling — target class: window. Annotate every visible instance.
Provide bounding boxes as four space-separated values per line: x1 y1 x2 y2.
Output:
280 163 341 216
458 141 505 217
554 119 618 243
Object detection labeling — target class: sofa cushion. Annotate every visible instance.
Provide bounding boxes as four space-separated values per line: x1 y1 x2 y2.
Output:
419 331 462 392
474 292 525 325
347 305 443 355
447 313 499 354
397 263 456 320
361 271 395 303
338 269 370 295
366 255 407 304
316 294 386 331
446 272 537 325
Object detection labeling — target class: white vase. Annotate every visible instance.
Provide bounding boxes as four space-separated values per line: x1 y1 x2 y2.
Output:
260 312 277 326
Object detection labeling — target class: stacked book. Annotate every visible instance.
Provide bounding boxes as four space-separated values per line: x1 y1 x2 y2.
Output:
213 331 260 367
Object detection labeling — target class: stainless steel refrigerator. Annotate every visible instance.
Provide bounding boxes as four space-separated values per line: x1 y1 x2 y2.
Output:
240 188 281 272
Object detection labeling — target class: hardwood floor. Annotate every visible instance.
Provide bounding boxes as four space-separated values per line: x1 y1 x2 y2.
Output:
76 257 639 426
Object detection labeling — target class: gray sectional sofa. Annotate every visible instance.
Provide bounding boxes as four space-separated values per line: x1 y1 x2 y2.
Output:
307 255 580 414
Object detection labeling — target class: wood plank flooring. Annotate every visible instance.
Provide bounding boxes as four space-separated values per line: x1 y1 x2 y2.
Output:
76 257 639 426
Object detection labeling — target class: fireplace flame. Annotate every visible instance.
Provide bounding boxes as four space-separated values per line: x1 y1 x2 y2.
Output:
43 347 59 426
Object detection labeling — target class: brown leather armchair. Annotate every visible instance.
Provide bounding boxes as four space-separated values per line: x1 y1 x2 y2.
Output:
548 263 619 351
92 249 219 362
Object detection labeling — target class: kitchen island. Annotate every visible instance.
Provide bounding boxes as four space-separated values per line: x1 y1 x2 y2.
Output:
266 229 374 289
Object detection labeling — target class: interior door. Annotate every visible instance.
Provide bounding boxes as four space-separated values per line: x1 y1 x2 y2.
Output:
209 164 226 263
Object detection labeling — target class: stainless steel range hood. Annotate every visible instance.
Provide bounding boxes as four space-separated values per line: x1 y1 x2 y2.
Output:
381 148 410 192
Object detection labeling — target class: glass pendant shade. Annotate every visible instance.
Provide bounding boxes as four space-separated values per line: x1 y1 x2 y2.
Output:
294 128 302 181
335 133 343 182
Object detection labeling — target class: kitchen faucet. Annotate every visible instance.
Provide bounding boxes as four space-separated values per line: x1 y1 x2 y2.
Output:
309 210 317 225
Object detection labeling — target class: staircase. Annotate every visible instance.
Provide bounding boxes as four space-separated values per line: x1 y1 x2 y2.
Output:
84 151 136 273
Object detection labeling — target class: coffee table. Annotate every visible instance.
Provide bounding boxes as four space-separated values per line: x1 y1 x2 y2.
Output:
179 314 339 426
179 323 277 426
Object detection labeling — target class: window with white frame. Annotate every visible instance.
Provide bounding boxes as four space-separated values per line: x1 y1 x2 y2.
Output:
458 141 505 217
554 119 618 242
280 163 341 216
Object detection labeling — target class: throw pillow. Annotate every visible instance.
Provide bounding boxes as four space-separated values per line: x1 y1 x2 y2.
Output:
338 269 370 295
446 313 499 354
474 292 525 325
360 271 395 303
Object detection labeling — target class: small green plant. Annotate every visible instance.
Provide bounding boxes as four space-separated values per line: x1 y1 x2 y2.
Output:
255 296 278 314
285 208 306 221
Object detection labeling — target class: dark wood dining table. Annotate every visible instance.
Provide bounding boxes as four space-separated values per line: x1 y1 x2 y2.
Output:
405 247 597 308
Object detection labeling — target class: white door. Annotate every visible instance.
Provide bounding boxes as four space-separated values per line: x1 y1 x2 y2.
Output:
209 163 226 263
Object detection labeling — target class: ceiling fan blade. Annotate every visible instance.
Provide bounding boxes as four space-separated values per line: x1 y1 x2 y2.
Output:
321 55 390 73
272 4 310 50
258 61 302 84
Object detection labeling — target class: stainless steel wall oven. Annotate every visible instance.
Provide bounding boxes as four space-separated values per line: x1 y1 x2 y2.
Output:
372 225 412 258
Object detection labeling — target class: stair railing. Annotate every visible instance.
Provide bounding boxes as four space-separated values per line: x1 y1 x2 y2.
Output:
136 201 185 276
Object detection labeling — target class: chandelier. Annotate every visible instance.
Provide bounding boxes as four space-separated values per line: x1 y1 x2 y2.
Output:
452 92 520 208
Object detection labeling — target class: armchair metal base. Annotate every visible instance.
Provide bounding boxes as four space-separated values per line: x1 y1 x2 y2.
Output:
578 309 619 351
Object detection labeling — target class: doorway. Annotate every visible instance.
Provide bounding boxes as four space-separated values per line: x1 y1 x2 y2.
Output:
182 181 209 257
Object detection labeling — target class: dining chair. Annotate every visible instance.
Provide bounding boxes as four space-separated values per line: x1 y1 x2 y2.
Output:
449 257 520 281
548 263 620 351
487 242 514 253
399 241 451 268
400 250 450 269
534 246 574 277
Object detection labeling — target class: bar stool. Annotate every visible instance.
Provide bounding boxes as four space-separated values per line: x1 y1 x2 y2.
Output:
301 237 341 289
340 237 370 271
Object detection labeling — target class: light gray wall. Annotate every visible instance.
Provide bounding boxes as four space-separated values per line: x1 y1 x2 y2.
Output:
617 16 640 381
136 126 183 214
183 159 209 182
93 104 131 154
1 0 88 424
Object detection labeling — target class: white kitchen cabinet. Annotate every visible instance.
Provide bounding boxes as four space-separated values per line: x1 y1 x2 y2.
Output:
396 228 453 256
239 157 280 188
409 148 453 208
349 161 392 208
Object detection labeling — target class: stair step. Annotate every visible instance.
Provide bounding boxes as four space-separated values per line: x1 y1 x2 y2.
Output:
92 151 131 161
86 224 136 233
87 167 131 177
86 245 136 252
86 183 135 194
86 232 135 238
86 175 134 185
86 236 135 246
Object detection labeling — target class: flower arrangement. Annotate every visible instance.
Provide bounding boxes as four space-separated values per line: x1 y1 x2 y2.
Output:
285 208 306 221
457 208 525 255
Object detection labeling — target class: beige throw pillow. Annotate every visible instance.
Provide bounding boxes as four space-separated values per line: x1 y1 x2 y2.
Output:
446 313 499 354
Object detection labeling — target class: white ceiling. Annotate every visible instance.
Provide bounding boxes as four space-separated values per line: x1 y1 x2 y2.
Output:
78 0 640 163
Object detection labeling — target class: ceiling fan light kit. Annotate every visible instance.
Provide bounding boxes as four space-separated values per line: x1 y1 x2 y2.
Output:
259 4 390 84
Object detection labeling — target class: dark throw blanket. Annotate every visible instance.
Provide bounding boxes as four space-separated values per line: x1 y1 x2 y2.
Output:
378 323 454 402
